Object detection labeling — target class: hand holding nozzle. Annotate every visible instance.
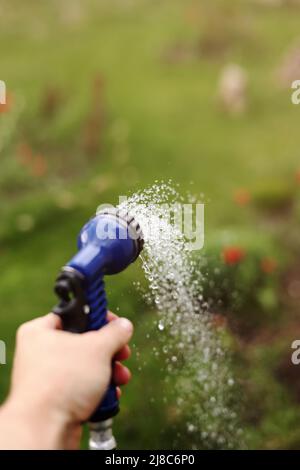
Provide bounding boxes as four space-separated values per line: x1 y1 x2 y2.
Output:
0 312 133 450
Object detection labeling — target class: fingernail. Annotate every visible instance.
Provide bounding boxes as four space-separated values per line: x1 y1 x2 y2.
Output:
117 317 133 333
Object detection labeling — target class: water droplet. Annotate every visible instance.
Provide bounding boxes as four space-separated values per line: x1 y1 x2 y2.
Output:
187 423 196 433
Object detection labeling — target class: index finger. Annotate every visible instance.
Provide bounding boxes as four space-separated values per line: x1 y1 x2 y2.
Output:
107 311 119 322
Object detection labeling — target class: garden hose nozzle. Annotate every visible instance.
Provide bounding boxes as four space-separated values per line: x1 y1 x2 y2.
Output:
52 207 144 450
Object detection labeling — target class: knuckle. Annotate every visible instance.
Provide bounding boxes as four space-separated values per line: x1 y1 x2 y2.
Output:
84 332 106 357
16 321 34 339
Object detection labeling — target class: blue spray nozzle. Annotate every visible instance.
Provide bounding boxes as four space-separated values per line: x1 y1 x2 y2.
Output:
70 207 144 279
53 207 144 448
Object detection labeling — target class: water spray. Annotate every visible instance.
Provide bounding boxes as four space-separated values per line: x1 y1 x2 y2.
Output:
52 207 144 450
51 182 241 449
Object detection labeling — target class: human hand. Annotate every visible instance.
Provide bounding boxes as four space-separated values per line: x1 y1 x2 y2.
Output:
0 312 133 449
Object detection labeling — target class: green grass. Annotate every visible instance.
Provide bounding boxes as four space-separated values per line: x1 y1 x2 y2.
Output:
0 0 300 449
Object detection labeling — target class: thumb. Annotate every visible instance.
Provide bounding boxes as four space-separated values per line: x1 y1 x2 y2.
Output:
23 313 62 331
43 313 63 330
97 318 134 357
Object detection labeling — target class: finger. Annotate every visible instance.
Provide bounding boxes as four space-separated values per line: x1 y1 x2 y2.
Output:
23 313 62 331
107 311 119 322
116 387 122 399
113 361 131 386
44 313 63 330
114 344 131 362
98 318 133 357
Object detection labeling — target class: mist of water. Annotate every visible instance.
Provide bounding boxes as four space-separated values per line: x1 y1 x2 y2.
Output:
118 181 244 449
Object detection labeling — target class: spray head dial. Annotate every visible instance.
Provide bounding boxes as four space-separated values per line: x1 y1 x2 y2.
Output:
96 206 144 263
71 207 144 278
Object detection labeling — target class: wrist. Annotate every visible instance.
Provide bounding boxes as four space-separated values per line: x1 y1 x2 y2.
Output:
0 395 70 449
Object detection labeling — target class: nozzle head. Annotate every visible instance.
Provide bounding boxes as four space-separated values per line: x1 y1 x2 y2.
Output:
96 207 144 261
69 207 144 279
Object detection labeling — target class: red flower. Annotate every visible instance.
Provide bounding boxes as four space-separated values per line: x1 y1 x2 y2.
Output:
32 154 48 177
222 246 246 265
17 142 34 166
17 144 48 177
261 257 277 274
212 313 227 329
233 188 251 206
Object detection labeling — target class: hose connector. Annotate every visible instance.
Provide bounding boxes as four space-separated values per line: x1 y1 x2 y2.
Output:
89 419 116 450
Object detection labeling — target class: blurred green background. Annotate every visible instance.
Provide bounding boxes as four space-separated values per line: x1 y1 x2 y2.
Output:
0 0 300 449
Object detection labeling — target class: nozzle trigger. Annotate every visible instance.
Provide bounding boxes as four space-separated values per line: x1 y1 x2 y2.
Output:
53 268 88 333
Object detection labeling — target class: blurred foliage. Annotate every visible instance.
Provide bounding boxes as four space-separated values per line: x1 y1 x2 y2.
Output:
0 0 300 449
252 179 296 215
199 229 283 336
